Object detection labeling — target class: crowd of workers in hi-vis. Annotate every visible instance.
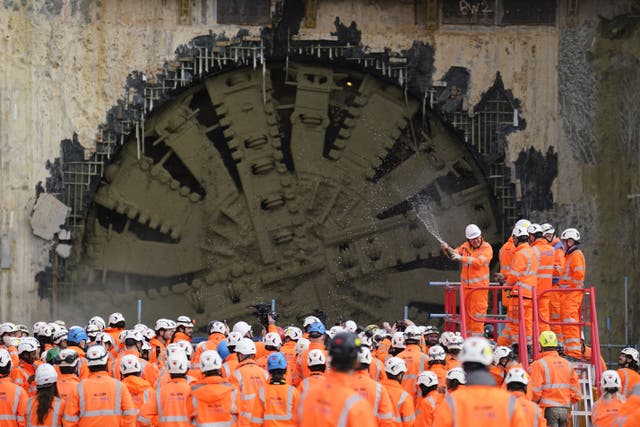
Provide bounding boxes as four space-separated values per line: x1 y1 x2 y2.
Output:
0 221 639 427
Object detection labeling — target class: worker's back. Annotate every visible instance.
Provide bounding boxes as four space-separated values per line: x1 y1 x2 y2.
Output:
592 393 625 427
190 376 240 427
530 350 581 408
0 376 27 427
351 370 395 426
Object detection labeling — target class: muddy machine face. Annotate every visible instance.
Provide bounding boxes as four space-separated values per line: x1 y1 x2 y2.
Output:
74 63 499 326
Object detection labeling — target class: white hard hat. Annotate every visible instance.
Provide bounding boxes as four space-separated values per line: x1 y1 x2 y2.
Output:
122 329 144 342
428 345 446 362
344 320 357 333
235 338 256 356
424 325 439 336
209 321 227 335
200 350 223 373
18 337 39 354
120 354 142 375
404 325 421 341
86 345 109 367
227 332 243 348
561 228 580 242
303 316 321 328
88 316 106 330
541 223 555 235
0 322 18 335
391 332 405 349
155 318 176 331
39 324 54 339
176 316 194 328
108 312 125 325
493 346 512 365
385 357 407 376
357 332 372 348
53 320 66 328
141 341 152 352
448 335 464 351
460 337 493 366
0 349 11 369
465 224 482 239
232 321 252 337
283 326 302 341
308 349 326 367
513 219 530 233
505 367 529 385
33 322 47 336
295 338 310 356
416 370 439 388
621 347 640 364
512 225 529 238
59 349 79 367
601 370 622 390
263 332 282 348
97 332 114 346
358 347 372 365
35 364 58 387
527 223 543 235
446 367 466 384
167 341 193 358
166 352 189 375
85 324 101 339
439 331 454 347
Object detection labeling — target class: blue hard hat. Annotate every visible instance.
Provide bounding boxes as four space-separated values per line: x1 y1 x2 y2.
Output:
216 340 230 361
267 352 287 371
308 322 326 335
67 327 88 344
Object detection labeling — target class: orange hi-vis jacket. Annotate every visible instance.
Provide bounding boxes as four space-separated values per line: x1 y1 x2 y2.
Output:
397 344 428 399
280 342 301 386
299 343 327 380
531 239 555 293
549 237 565 283
65 347 90 380
26 396 65 427
191 334 225 370
381 379 415 427
138 378 193 427
592 393 625 427
505 243 538 298
10 362 36 397
149 338 168 369
112 350 159 385
489 365 505 387
456 240 493 289
376 338 392 363
427 363 447 390
433 384 527 427
351 370 395 427
296 372 324 398
56 374 80 401
171 333 191 345
558 247 585 290
617 368 640 397
121 376 153 411
414 390 443 427
103 328 124 352
298 370 376 427
499 239 517 304
251 382 300 427
156 369 200 389
510 390 547 427
190 376 240 427
0 376 27 427
369 357 388 382
229 360 269 426
445 355 460 370
529 351 581 408
221 354 239 380
62 371 137 427
612 385 640 426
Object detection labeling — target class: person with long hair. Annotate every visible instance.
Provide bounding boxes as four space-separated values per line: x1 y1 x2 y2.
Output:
26 364 65 427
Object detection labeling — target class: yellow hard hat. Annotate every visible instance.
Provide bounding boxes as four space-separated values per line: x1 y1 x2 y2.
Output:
538 331 558 348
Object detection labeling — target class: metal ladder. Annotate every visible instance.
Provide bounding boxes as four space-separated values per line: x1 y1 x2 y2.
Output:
571 362 595 427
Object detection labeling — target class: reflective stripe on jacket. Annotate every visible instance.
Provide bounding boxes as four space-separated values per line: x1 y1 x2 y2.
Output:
529 351 581 408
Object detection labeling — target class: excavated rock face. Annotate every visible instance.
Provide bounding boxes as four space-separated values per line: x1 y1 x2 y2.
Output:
72 62 500 327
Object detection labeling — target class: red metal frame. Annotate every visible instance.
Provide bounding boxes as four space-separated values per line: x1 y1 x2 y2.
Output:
443 284 603 378
533 287 604 388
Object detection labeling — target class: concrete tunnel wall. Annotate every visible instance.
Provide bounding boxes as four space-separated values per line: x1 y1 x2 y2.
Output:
0 0 638 348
